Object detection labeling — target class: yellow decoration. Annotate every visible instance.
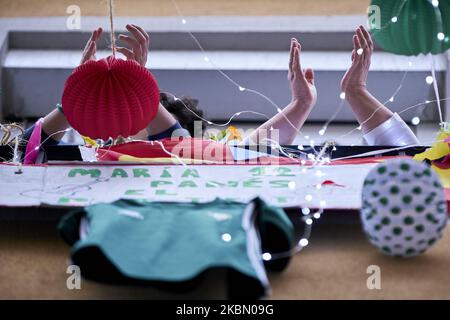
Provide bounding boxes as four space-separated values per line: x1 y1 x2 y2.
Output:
82 136 99 147
431 165 450 188
413 127 450 189
227 126 243 142
209 126 243 144
414 130 450 162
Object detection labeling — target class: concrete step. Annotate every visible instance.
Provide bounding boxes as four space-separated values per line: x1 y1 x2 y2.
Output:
1 16 449 123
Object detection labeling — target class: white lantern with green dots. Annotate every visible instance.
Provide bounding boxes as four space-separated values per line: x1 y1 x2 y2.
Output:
361 159 447 257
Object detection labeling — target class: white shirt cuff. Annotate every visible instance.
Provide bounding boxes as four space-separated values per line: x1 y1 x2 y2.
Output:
363 113 420 146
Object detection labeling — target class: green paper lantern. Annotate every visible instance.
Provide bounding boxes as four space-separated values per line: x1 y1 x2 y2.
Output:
369 0 450 56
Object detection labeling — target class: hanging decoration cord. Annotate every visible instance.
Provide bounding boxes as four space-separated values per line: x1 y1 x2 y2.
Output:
109 0 116 57
430 54 444 126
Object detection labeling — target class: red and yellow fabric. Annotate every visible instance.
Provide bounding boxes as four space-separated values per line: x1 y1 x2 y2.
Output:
95 138 296 165
95 138 421 167
413 130 450 186
412 129 450 209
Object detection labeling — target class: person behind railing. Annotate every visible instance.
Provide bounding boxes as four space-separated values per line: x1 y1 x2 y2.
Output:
22 25 418 150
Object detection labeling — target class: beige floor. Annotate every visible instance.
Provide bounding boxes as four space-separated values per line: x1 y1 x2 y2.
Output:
1 220 450 299
0 0 369 17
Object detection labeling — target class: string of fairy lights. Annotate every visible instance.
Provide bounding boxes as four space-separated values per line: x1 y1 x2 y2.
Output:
169 0 445 141
1 103 447 262
164 0 449 259
158 0 447 259
1 0 449 261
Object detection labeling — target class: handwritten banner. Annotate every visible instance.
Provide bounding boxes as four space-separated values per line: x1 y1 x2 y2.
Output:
0 164 377 209
0 165 45 207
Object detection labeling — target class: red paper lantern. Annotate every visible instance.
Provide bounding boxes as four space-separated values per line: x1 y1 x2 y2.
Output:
62 56 160 140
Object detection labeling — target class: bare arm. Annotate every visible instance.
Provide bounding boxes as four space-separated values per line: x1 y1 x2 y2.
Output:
346 89 393 134
341 26 392 134
249 99 314 145
247 38 317 145
145 103 177 136
41 108 70 141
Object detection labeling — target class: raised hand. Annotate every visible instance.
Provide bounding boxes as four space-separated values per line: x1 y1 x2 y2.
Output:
117 24 149 67
341 25 373 95
245 38 317 145
80 27 103 65
288 38 317 108
338 25 405 136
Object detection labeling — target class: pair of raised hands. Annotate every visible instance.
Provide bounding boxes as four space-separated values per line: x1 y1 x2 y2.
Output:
80 24 373 109
289 25 374 110
80 24 149 66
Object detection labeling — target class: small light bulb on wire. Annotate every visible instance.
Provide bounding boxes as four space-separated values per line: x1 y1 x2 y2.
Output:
319 129 326 136
221 233 232 242
302 208 310 215
339 92 346 100
426 76 434 85
432 0 439 7
391 16 398 23
262 253 272 261
389 96 394 102
299 238 309 247
437 33 445 41
411 117 420 126
238 86 246 92
305 218 313 225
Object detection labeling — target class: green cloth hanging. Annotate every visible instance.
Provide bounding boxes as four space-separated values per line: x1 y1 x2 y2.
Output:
370 0 450 55
58 197 294 299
